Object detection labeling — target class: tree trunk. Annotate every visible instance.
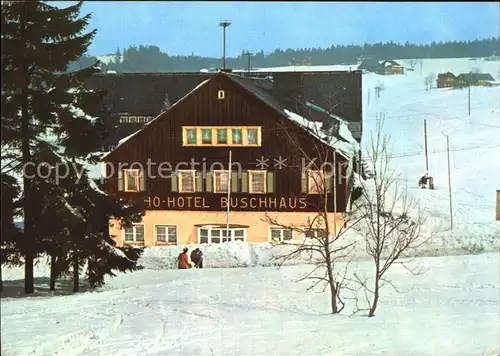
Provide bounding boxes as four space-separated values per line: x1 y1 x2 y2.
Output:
326 256 339 314
368 276 380 317
329 282 338 314
72 254 79 293
49 254 57 291
21 3 34 295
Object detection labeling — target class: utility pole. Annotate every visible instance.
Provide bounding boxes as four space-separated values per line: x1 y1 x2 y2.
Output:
219 20 231 70
468 86 471 116
446 135 453 230
424 119 429 172
243 50 252 74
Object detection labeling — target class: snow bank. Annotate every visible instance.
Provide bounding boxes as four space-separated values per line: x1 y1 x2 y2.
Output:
136 233 499 271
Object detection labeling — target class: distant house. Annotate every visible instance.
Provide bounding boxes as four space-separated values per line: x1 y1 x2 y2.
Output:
436 72 457 88
454 73 496 88
379 60 404 75
357 58 404 75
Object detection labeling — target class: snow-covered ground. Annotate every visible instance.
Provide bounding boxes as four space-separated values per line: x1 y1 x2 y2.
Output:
2 253 499 355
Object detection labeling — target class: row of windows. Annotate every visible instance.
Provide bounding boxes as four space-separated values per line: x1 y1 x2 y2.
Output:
182 126 262 146
119 116 154 124
120 169 330 194
123 224 326 244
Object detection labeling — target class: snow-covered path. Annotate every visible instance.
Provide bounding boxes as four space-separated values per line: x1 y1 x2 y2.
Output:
2 253 499 356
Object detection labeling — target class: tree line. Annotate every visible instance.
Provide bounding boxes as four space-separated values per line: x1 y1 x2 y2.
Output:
1 1 144 295
69 37 500 73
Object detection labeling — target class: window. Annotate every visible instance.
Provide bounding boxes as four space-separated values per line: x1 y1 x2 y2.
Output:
178 170 196 192
231 128 243 145
155 225 177 244
217 129 228 144
108 144 117 152
308 170 325 194
198 226 246 244
305 228 326 239
124 225 145 242
270 228 293 242
201 128 212 144
213 170 229 193
249 171 266 193
186 128 197 145
247 128 259 145
124 169 140 192
218 90 225 99
182 127 261 146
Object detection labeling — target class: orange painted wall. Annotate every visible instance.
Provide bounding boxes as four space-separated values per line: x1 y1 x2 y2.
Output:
110 210 344 246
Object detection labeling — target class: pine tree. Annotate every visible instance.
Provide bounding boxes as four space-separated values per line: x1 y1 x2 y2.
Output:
1 0 99 293
1 1 144 294
114 47 121 64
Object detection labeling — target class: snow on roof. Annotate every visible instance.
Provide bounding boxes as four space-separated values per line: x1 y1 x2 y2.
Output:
118 133 136 146
60 103 99 123
284 109 358 160
101 79 211 161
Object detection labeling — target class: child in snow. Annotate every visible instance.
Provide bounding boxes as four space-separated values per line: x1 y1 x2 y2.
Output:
190 248 204 268
177 247 190 269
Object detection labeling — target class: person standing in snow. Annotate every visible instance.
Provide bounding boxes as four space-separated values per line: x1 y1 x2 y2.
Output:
190 248 204 268
418 172 429 188
177 247 190 269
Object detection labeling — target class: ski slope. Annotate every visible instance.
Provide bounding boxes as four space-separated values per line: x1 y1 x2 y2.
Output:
1 253 499 355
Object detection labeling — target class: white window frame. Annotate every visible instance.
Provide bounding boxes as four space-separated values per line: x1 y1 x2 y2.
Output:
197 226 246 244
124 169 140 192
248 170 267 193
123 224 145 243
108 144 117 152
307 169 325 194
178 170 196 193
213 170 230 193
154 224 177 244
269 227 293 242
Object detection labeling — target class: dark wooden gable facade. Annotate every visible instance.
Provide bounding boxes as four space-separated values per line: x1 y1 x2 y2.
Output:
103 72 349 213
86 71 363 147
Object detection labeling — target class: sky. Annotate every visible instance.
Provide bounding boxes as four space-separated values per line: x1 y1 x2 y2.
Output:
52 1 499 57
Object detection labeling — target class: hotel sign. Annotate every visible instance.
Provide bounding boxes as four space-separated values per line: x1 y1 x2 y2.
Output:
144 196 308 210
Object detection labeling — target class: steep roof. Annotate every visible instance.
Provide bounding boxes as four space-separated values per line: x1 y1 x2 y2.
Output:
103 72 360 161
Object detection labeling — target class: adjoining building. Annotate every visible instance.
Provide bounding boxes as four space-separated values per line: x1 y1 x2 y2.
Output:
100 71 362 246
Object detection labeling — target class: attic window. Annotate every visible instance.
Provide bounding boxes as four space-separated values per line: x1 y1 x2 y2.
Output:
218 90 225 99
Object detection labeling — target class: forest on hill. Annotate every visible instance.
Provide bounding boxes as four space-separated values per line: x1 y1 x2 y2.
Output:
70 37 500 73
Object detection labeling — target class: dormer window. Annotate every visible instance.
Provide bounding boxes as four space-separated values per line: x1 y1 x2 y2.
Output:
182 127 261 146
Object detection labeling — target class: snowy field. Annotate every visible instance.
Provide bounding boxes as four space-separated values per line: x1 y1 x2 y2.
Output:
2 253 499 356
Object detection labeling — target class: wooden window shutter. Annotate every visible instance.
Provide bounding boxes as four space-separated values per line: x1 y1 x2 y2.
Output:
231 172 238 192
266 171 275 193
325 171 332 192
195 171 203 192
206 172 213 192
139 170 146 191
241 172 249 193
118 170 124 191
171 172 178 192
301 170 308 193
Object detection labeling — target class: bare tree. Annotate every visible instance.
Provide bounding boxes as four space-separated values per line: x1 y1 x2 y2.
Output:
424 73 436 92
264 111 363 314
404 59 418 71
350 119 428 317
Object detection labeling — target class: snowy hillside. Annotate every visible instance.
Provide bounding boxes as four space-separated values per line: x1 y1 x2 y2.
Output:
2 253 499 355
360 58 500 244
